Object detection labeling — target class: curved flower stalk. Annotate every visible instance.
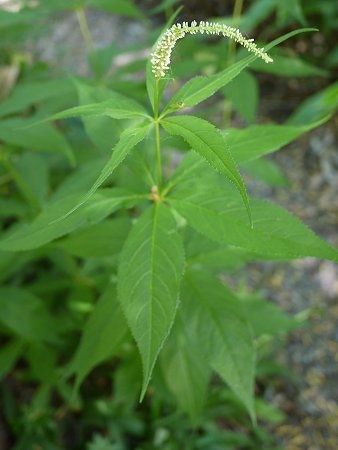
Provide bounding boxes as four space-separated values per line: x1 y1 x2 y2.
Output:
151 21 273 79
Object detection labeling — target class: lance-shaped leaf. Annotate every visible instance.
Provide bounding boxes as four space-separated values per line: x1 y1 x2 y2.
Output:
287 82 338 126
0 78 75 118
118 203 185 399
0 118 75 164
170 184 338 261
54 122 150 221
161 115 251 223
87 123 150 193
250 53 327 77
0 189 144 251
181 270 255 420
224 117 328 164
57 217 132 258
43 91 150 121
161 28 317 115
162 53 257 115
160 317 210 422
66 283 128 390
0 340 23 379
165 115 328 196
241 296 301 338
0 287 60 343
74 80 123 153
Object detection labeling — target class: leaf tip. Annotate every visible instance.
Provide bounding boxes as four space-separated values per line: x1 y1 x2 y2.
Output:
139 381 149 403
248 403 257 426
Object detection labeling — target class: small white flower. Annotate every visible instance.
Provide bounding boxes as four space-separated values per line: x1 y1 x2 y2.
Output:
150 20 274 80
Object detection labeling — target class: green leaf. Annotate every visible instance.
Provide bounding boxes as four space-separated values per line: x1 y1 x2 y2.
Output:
57 217 132 258
250 54 327 77
0 189 144 251
264 28 318 52
27 343 58 383
67 283 128 389
185 229 255 271
0 78 75 118
181 270 255 419
84 0 143 18
149 0 181 14
118 203 185 398
74 80 124 153
161 115 251 224
0 251 38 284
170 182 338 261
113 348 142 409
277 0 306 26
161 28 317 115
35 0 143 17
44 92 150 122
0 8 41 27
162 53 258 115
13 153 49 208
162 151 205 195
0 340 23 378
88 44 119 80
87 435 117 450
0 118 75 164
223 118 328 164
241 296 301 337
222 70 258 123
0 287 59 343
161 318 210 421
52 158 106 201
0 199 27 218
59 122 150 219
89 123 150 187
239 0 277 33
242 158 288 187
287 82 338 125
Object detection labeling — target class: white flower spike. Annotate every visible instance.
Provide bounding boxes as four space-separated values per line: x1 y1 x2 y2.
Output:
151 21 273 79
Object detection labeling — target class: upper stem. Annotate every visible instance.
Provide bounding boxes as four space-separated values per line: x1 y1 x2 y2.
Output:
224 0 244 127
154 120 162 191
153 79 160 119
76 7 94 52
227 0 244 65
153 80 162 191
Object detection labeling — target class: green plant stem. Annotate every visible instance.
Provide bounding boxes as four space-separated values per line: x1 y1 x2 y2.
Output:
76 7 94 52
155 121 162 191
224 0 244 127
154 80 163 190
153 79 160 119
227 0 244 65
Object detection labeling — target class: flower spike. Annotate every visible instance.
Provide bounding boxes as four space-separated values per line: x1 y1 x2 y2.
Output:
151 21 273 79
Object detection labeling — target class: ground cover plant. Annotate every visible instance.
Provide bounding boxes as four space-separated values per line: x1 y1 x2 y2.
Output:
0 1 337 448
